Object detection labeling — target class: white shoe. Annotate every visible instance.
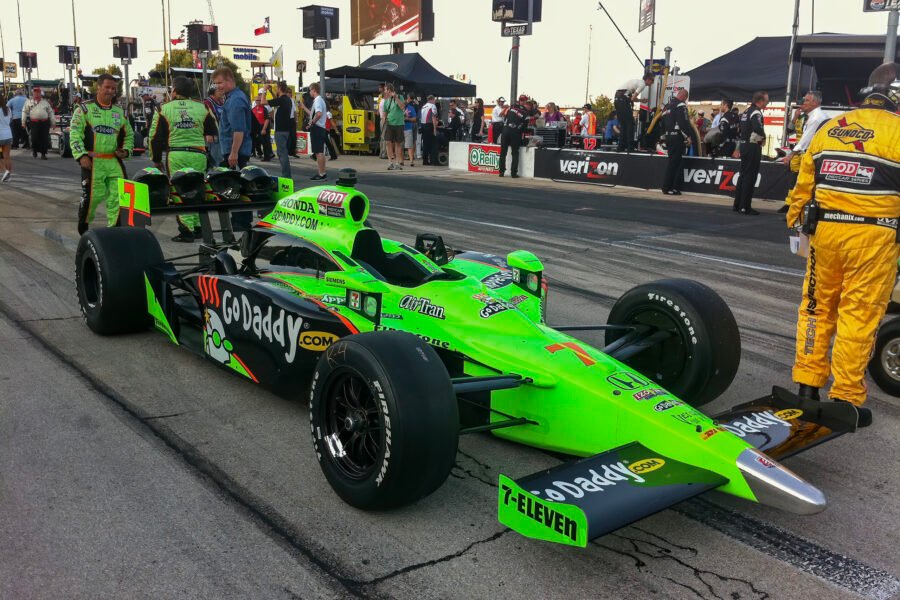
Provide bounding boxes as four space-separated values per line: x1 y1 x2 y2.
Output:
1 171 9 182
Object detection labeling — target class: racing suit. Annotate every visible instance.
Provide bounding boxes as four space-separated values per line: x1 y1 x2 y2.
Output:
661 97 691 193
498 103 527 177
149 98 218 234
733 104 766 212
70 101 134 234
718 110 739 157
787 98 900 405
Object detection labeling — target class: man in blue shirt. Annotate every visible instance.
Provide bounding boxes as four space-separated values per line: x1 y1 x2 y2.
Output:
212 67 253 230
604 111 620 145
8 89 29 149
403 94 418 166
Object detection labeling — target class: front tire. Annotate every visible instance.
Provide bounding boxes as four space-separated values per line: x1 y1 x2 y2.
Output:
75 227 163 335
606 279 740 407
869 318 900 397
309 331 459 510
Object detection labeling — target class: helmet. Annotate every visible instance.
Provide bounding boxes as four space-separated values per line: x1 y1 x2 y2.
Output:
170 168 207 205
240 165 274 201
132 167 170 209
206 167 243 202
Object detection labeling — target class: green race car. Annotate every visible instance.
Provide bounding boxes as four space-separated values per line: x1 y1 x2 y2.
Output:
76 167 863 547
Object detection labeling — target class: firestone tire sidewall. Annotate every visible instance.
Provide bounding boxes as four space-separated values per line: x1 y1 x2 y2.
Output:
868 318 900 397
75 228 163 335
607 279 740 407
309 332 459 510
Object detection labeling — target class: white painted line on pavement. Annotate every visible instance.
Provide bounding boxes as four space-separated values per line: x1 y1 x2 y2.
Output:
600 239 805 277
380 204 539 234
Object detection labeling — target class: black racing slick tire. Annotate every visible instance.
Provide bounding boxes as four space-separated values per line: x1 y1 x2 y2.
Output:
606 279 740 407
310 331 459 510
75 227 164 335
868 318 900 397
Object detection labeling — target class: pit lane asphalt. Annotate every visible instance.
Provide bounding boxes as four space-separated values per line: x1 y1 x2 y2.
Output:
1 151 898 600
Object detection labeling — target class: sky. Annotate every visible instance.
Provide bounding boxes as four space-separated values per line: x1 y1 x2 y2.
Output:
0 0 895 105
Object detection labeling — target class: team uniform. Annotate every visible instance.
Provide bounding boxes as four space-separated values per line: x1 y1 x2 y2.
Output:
498 101 527 178
70 101 134 234
661 97 692 194
733 104 766 213
614 79 647 152
787 99 900 406
149 98 218 235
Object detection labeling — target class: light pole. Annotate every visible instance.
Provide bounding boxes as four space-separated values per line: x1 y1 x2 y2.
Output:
885 8 898 64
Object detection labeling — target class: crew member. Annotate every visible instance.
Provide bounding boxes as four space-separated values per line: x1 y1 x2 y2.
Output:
614 71 654 152
787 63 900 427
661 88 691 196
498 94 528 179
733 90 769 215
22 87 56 159
149 76 218 242
70 73 134 235
579 103 597 136
779 90 827 213
717 100 740 158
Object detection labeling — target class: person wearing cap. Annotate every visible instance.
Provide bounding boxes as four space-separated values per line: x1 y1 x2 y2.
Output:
490 97 507 144
498 94 529 178
140 92 160 139
579 103 597 137
203 83 225 168
614 71 655 152
22 87 56 159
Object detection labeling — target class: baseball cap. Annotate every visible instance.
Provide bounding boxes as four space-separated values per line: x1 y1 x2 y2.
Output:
518 94 528 102
699 110 705 115
497 96 506 103
583 103 592 109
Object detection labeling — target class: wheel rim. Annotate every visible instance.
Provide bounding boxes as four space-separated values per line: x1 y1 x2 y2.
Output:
880 338 900 382
322 370 384 481
620 308 689 385
81 255 101 307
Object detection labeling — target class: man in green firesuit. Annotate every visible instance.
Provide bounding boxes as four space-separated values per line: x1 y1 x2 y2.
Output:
149 76 219 241
70 73 134 235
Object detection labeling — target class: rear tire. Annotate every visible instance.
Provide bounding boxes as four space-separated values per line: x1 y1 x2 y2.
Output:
75 227 163 335
606 279 740 407
309 331 459 510
869 318 900 397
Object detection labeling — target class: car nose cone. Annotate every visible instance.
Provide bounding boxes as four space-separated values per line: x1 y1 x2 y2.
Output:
736 448 827 515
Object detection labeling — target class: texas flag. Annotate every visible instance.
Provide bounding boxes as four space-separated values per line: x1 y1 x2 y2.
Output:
170 28 185 45
254 17 270 36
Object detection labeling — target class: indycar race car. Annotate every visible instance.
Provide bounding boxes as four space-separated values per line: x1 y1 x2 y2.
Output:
75 167 863 547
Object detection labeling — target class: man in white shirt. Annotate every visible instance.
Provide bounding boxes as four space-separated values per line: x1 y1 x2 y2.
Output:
614 72 654 152
490 97 507 144
308 82 329 180
779 90 828 212
419 95 439 166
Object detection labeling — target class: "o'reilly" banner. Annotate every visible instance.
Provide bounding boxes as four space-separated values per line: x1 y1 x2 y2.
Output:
468 144 501 174
534 149 793 201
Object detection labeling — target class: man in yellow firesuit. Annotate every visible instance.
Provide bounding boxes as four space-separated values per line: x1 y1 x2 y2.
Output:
787 63 900 427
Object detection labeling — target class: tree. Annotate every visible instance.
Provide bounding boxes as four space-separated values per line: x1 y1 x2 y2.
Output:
587 94 615 125
148 49 247 94
90 64 124 94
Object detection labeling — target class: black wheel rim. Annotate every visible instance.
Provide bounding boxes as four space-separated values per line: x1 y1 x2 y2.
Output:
322 369 384 481
81 254 101 307
621 309 689 386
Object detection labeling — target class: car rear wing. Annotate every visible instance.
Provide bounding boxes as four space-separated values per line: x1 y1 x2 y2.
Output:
117 175 295 244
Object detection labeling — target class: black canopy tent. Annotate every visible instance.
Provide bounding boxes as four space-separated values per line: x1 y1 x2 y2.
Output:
683 36 815 102
324 53 475 97
684 34 899 105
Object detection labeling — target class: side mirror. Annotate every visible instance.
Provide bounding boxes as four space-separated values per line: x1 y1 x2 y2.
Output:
507 250 544 297
323 270 389 321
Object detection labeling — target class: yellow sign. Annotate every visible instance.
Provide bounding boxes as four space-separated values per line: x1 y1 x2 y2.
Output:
342 95 373 151
3 62 16 78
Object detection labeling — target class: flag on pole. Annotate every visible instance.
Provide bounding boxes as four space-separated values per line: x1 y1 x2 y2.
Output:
171 28 186 45
271 45 284 79
254 17 270 36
